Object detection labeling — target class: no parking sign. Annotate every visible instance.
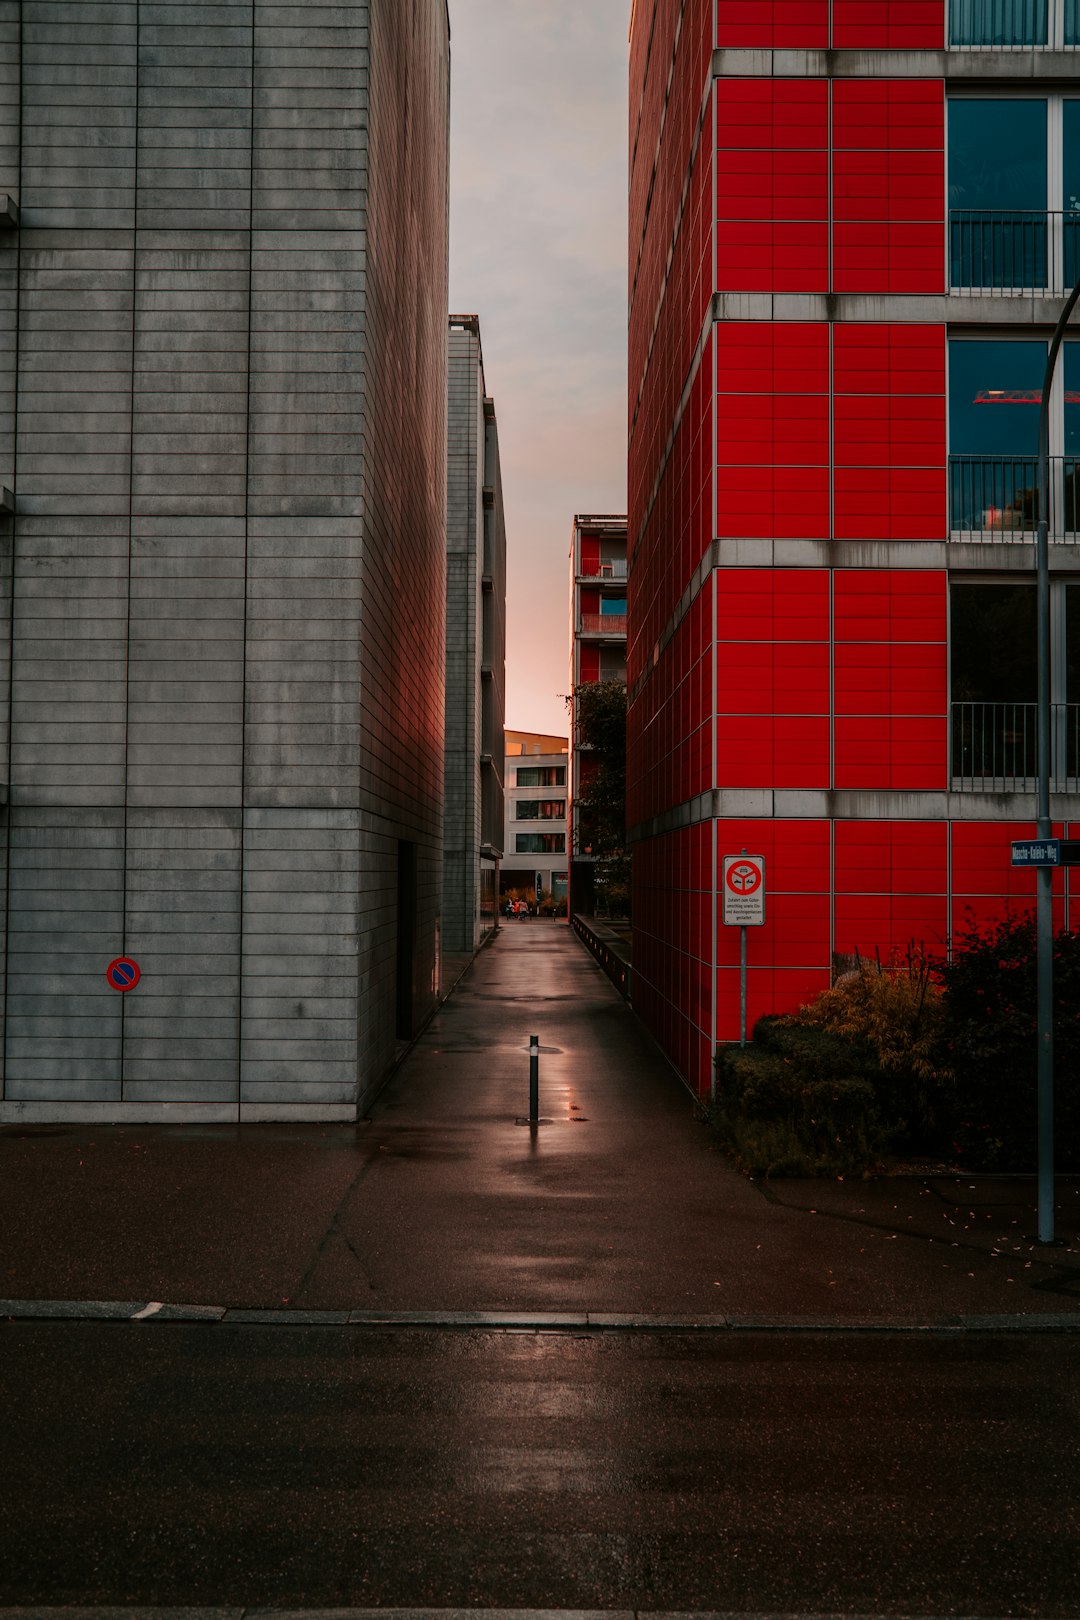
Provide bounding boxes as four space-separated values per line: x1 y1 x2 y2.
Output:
106 957 141 992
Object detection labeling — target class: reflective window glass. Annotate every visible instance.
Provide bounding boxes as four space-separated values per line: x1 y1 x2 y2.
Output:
949 340 1046 455
1065 103 1080 284
951 584 1039 784
949 340 1046 533
949 100 1047 287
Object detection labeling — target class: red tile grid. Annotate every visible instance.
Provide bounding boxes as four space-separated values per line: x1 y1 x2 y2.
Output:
833 570 948 791
629 588 713 827
716 81 829 293
832 89 945 295
715 323 830 540
715 1 829 49
833 324 946 540
629 329 713 684
632 822 715 1094
832 0 945 48
714 569 831 790
630 0 713 435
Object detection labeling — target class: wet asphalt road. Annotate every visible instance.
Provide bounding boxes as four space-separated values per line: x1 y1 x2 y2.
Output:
3 1321 1079 1615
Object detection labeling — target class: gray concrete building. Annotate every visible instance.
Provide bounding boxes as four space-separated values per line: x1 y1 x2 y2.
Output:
0 1 450 1121
443 315 505 956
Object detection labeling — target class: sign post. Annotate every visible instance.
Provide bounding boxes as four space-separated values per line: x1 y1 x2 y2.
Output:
723 852 766 1047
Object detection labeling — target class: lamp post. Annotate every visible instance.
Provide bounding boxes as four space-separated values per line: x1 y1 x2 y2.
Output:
1033 275 1080 1244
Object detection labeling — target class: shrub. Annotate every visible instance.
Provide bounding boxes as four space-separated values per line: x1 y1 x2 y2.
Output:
795 949 953 1152
934 913 1080 1171
712 1037 884 1177
711 948 954 1175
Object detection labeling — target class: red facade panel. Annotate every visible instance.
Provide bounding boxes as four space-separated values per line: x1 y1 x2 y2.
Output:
832 81 944 294
832 0 944 48
834 820 949 958
716 571 831 790
633 821 715 1092
832 571 948 791
716 323 829 540
716 1 829 47
716 81 829 294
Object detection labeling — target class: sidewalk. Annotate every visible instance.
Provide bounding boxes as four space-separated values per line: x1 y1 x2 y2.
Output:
1 923 1078 1323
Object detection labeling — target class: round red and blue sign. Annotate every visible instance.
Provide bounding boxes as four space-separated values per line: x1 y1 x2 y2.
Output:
106 957 141 993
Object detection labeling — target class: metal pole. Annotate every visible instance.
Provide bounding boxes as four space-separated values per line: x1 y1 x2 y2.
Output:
529 1033 539 1124
739 926 747 1048
1034 276 1080 1243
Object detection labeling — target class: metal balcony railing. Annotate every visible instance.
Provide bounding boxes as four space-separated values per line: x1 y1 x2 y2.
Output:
579 613 627 635
949 210 1080 293
952 700 1080 790
947 454 1080 541
580 558 627 579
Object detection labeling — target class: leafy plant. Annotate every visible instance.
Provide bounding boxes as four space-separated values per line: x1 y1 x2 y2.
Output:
795 947 953 1150
934 913 1080 1171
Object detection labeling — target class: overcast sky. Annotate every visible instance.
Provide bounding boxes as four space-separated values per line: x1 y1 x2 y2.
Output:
448 0 630 741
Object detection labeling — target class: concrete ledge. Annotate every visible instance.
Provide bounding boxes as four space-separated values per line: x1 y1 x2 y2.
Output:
0 1102 359 1124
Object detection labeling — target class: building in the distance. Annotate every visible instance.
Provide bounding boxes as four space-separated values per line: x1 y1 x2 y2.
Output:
502 730 569 908
444 315 506 958
569 514 627 913
627 0 1080 1095
0 2 450 1122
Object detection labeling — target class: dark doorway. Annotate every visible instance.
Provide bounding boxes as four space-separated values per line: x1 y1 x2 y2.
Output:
396 840 417 1039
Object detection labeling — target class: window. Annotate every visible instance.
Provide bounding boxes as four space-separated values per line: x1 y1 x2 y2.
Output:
948 339 1044 534
951 581 1080 786
514 799 565 821
947 338 1080 537
515 765 565 787
515 833 566 854
950 0 1080 46
601 597 627 616
949 96 1080 291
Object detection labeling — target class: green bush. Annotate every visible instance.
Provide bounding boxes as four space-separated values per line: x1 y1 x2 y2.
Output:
934 914 1080 1171
711 920 1080 1178
712 1036 885 1177
795 950 953 1152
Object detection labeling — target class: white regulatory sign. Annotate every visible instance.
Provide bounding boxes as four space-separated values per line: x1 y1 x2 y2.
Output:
723 854 765 926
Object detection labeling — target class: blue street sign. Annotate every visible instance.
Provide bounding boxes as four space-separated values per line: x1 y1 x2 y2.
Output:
1011 839 1061 867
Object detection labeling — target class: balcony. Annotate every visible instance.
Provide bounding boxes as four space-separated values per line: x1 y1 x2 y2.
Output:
948 455 1080 541
580 557 627 580
579 613 627 635
949 210 1080 295
952 700 1080 790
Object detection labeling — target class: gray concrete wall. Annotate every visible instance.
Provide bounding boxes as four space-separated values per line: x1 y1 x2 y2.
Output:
0 0 450 1120
443 322 483 954
443 317 505 955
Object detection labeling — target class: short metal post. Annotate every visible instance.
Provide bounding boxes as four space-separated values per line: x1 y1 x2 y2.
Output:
529 1033 539 1124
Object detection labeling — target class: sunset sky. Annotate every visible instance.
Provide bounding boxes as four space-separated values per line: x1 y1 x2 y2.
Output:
448 0 630 741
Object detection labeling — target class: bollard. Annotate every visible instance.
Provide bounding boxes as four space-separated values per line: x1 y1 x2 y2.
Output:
529 1033 539 1123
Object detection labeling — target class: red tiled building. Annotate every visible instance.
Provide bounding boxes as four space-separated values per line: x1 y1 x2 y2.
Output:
628 0 1080 1094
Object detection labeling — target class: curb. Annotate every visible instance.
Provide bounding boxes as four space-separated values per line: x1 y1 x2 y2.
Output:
2 1299 1079 1332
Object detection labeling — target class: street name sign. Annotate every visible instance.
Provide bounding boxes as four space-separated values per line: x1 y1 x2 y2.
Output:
1011 838 1080 867
723 855 765 926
